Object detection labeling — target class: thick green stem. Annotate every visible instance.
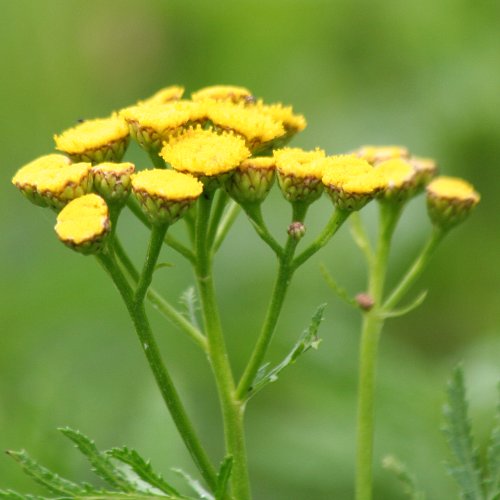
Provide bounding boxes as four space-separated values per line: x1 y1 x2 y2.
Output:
97 251 217 491
195 192 251 500
383 227 446 311
355 200 402 500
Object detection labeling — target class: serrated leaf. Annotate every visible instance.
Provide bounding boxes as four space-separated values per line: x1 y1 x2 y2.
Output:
442 366 485 499
108 447 182 497
247 304 325 400
0 491 49 500
179 286 200 330
5 449 95 497
486 382 500 500
382 455 426 500
172 469 214 500
214 456 232 500
59 428 138 493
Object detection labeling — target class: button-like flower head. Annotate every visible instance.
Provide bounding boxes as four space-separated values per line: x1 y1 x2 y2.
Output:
91 162 135 205
54 116 129 163
12 154 92 210
225 157 276 205
139 85 185 105
132 169 203 225
426 176 480 228
160 126 250 189
192 85 255 104
55 194 110 254
375 159 418 201
354 145 409 165
322 155 384 211
274 147 326 204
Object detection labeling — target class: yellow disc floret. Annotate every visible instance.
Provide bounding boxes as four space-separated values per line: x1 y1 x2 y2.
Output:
427 176 480 202
160 126 250 177
12 154 71 190
274 148 326 179
355 145 409 165
255 101 307 134
139 85 185 105
192 85 254 104
54 116 129 155
132 169 203 200
55 194 110 252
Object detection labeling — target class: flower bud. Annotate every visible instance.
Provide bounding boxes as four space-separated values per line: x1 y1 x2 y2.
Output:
225 157 275 205
426 176 480 228
12 154 92 210
274 147 326 204
322 155 383 211
132 169 203 226
355 293 375 311
54 116 130 163
288 221 306 240
55 194 110 254
91 162 135 205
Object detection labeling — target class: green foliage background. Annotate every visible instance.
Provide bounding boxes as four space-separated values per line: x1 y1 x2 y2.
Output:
1 1 498 498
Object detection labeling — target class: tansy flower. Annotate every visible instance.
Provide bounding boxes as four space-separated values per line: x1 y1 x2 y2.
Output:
225 156 276 205
203 101 285 153
192 85 255 104
374 158 418 201
54 116 130 163
55 193 110 254
409 156 437 189
160 126 250 188
12 154 92 209
354 145 409 165
132 169 203 225
322 155 383 211
274 147 326 203
91 162 135 205
138 85 185 105
120 100 205 153
426 176 480 228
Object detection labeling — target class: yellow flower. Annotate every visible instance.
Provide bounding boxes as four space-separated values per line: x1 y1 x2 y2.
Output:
225 157 276 205
54 116 130 163
55 194 110 254
354 145 409 165
374 159 417 201
203 101 285 152
274 147 326 203
426 176 480 228
91 162 135 205
12 154 92 209
139 85 185 105
322 155 383 211
191 85 255 104
160 126 250 185
132 169 203 225
255 100 307 143
409 156 437 189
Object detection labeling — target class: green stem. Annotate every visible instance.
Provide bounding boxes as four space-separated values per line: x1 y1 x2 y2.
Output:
355 200 403 500
383 227 446 311
235 202 309 401
97 251 217 491
113 238 207 351
164 233 195 263
243 204 283 257
206 189 229 250
213 200 241 253
291 208 349 270
350 211 374 266
195 192 251 500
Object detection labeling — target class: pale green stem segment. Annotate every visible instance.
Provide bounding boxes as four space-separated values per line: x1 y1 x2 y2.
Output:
243 203 283 256
355 200 403 500
383 226 446 311
206 189 229 250
194 190 251 500
113 238 207 351
213 200 241 253
97 246 217 492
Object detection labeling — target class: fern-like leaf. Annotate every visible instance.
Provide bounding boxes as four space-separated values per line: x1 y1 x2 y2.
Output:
58 428 138 493
486 382 500 500
383 455 426 500
0 491 50 500
5 449 96 497
443 365 485 500
107 447 182 497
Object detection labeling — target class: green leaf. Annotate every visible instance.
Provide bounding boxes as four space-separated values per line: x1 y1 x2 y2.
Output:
179 286 200 330
319 264 358 308
107 447 183 497
442 365 485 500
5 449 96 497
486 382 500 500
172 469 213 500
382 455 426 500
0 491 50 500
58 428 138 493
214 456 233 500
247 304 325 400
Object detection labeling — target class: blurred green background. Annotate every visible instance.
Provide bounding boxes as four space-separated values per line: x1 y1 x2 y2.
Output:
1 0 499 498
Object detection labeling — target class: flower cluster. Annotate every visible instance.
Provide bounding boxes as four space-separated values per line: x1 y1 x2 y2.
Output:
12 84 480 254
